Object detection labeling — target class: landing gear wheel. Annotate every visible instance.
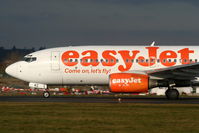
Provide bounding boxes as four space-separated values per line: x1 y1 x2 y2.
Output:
43 91 50 98
165 89 179 100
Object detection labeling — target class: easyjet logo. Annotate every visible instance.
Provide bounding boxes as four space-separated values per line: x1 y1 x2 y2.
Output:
61 47 194 72
112 78 142 84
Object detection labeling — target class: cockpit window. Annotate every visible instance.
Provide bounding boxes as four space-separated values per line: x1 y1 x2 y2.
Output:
24 57 37 63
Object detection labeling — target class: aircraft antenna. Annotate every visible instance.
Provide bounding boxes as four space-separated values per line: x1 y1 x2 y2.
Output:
150 41 155 46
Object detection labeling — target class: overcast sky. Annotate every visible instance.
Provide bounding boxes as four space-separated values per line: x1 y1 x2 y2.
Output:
0 0 199 49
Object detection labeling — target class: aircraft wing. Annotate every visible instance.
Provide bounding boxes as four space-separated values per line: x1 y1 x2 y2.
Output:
146 62 199 80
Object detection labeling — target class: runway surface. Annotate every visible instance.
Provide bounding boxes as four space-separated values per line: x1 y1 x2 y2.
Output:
0 96 199 104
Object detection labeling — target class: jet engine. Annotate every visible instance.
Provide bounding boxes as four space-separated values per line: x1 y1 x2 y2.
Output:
109 73 166 93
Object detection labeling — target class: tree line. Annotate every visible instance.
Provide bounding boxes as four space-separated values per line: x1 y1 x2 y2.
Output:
0 46 46 75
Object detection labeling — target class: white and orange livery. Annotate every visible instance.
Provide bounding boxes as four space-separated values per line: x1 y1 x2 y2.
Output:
5 44 199 99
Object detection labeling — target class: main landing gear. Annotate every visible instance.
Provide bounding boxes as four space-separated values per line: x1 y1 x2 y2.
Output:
165 88 179 100
43 91 50 98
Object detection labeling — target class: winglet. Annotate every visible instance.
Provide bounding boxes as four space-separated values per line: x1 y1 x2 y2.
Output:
150 41 155 46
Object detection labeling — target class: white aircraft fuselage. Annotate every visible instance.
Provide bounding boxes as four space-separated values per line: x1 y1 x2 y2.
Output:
6 46 198 87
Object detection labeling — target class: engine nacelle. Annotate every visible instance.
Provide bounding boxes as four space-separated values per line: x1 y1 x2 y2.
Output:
109 73 168 93
109 73 149 93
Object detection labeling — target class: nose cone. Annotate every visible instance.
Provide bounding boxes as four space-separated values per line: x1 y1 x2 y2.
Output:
5 64 18 78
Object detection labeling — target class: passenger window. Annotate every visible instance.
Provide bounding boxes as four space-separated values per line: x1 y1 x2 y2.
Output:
151 59 155 63
70 59 73 62
184 59 187 63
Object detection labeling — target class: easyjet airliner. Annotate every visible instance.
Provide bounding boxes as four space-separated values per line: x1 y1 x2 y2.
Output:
5 43 199 99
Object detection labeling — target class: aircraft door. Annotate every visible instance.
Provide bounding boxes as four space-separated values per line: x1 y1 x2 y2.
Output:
51 51 60 71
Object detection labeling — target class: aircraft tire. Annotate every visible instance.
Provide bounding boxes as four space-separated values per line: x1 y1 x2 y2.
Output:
165 89 179 100
43 91 50 98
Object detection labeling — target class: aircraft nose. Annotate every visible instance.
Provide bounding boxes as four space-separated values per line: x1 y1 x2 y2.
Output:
5 63 18 77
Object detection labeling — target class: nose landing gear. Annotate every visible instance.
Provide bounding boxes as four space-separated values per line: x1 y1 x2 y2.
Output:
43 91 50 98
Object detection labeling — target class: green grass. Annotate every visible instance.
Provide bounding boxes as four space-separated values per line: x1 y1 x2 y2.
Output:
0 103 199 133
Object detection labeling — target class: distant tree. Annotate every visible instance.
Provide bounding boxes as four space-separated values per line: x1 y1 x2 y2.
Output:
5 51 22 64
0 51 23 74
31 47 35 52
0 62 6 74
39 46 46 50
0 47 4 50
12 45 17 51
